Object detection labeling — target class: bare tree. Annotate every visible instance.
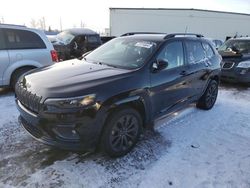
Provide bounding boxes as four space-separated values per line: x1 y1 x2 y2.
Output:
30 19 38 28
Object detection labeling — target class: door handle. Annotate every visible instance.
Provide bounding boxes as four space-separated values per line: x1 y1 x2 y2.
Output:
180 70 188 76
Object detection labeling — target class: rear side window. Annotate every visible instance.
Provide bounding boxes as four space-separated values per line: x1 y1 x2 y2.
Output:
202 42 214 58
3 29 46 50
185 41 205 64
0 29 6 50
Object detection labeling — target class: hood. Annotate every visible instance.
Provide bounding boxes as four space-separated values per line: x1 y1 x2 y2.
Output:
219 51 250 63
21 59 132 100
218 50 242 58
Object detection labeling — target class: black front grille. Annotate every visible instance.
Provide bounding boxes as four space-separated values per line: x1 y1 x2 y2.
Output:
15 83 42 113
222 62 235 69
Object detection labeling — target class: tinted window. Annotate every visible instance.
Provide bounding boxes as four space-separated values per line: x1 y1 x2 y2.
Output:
85 38 158 69
87 35 100 43
157 41 184 69
4 29 46 49
186 41 205 64
0 29 6 50
202 42 214 58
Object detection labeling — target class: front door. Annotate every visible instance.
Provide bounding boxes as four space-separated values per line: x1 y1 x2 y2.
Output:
150 40 190 117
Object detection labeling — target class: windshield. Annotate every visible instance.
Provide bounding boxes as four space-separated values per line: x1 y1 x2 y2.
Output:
218 40 250 54
85 38 158 69
57 32 75 45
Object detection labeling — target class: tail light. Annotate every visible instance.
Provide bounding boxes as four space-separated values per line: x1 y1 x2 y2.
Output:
50 50 59 62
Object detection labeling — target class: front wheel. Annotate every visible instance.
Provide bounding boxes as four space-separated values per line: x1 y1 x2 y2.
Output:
196 80 218 110
101 108 142 158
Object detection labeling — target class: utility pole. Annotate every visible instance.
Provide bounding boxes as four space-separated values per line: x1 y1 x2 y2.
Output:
80 20 84 28
42 17 46 30
60 17 62 31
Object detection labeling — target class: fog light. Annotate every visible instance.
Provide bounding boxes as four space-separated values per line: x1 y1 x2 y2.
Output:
240 69 247 75
52 125 80 141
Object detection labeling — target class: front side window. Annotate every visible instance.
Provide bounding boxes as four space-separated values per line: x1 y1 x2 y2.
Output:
186 41 206 64
157 41 184 69
85 38 158 69
87 35 100 43
4 29 46 49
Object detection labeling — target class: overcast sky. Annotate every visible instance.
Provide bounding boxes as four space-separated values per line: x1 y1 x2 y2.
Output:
0 0 250 32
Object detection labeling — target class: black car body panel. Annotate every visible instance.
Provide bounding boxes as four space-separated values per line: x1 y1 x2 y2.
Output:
15 34 221 152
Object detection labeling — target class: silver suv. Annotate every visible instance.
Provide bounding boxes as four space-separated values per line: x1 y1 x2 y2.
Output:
0 24 58 88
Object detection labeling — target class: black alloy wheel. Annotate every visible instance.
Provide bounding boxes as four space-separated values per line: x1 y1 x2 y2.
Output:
205 83 218 108
101 108 142 157
197 80 218 110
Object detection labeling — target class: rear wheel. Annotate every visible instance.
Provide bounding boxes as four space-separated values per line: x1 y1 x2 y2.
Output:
101 107 142 157
11 68 32 89
196 80 218 110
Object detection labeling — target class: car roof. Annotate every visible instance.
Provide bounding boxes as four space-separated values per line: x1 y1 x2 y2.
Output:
229 37 250 41
64 28 98 36
120 33 207 43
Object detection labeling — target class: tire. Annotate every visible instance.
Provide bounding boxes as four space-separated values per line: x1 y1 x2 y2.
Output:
196 80 218 110
101 107 142 158
11 68 32 89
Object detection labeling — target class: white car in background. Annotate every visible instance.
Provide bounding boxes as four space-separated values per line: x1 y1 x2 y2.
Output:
0 24 58 88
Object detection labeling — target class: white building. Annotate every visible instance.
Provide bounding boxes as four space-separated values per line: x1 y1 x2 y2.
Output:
110 8 250 40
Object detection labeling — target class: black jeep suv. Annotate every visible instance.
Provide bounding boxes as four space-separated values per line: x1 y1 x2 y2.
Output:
15 33 221 157
218 37 250 84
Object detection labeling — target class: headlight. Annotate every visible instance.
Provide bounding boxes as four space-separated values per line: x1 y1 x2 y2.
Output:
237 61 250 68
44 94 96 109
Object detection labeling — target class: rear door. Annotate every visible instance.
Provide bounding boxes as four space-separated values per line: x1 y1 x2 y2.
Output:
0 29 9 85
184 39 209 98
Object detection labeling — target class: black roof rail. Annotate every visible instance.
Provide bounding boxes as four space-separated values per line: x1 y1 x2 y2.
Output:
121 32 165 37
0 23 26 27
164 33 204 39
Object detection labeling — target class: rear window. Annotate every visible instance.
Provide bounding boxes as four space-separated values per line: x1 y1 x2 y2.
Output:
185 41 206 64
3 28 46 50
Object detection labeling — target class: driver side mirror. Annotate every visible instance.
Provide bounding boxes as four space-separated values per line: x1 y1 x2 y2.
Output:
152 59 168 72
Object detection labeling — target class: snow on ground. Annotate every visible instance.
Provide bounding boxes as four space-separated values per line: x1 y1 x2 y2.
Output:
0 85 250 188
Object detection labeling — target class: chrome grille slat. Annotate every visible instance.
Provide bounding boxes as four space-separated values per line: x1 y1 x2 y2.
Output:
15 83 42 113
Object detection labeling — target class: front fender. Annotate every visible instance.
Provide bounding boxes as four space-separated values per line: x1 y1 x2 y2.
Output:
101 89 153 126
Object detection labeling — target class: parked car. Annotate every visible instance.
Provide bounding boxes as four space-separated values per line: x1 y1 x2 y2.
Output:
218 37 250 84
0 24 58 88
52 28 102 61
15 33 221 157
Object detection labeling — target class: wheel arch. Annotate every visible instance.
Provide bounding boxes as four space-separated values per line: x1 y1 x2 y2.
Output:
3 60 42 85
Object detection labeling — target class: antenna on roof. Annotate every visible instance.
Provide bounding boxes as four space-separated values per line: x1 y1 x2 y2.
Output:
184 26 188 35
